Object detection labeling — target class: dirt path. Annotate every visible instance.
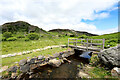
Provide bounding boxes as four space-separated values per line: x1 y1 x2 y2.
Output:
2 45 66 58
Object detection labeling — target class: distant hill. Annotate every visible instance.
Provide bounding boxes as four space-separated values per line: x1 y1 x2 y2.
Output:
1 21 47 34
49 29 98 36
1 21 98 37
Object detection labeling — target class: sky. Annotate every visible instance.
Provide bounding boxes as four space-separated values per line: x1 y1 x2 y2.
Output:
0 0 119 35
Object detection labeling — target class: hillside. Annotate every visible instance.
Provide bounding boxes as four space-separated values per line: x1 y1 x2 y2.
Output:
1 21 47 34
90 32 120 48
49 29 98 37
1 21 98 38
91 32 119 40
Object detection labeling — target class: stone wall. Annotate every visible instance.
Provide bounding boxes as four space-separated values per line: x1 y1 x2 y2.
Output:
4 50 74 79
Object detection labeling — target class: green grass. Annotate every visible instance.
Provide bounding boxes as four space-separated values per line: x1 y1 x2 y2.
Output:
2 47 70 67
2 37 69 55
90 32 119 40
87 67 111 78
86 54 112 78
88 32 120 48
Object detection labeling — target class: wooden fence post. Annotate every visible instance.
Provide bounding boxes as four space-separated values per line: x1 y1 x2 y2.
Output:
103 39 105 50
91 39 92 47
81 39 82 46
68 38 69 47
76 39 77 48
86 38 88 51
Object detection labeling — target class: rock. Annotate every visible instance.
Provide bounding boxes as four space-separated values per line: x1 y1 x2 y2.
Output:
30 64 39 71
63 58 71 63
52 53 60 58
7 65 17 72
45 57 49 62
16 73 29 80
111 67 120 77
61 51 74 58
98 46 120 67
19 59 27 66
11 73 17 78
60 59 64 63
27 58 31 63
29 58 38 64
38 55 44 60
20 64 30 73
39 62 48 66
77 71 91 78
48 59 61 67
62 52 71 58
48 70 52 73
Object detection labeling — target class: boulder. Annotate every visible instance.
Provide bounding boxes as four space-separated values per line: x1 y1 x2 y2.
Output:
62 51 74 58
30 64 39 71
19 59 27 66
16 73 29 80
62 52 70 58
111 67 120 77
29 57 38 64
48 59 61 67
7 65 17 72
52 53 60 58
20 64 30 73
98 46 120 67
38 55 44 60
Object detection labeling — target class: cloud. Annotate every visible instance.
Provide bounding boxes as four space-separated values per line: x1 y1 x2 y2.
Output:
0 0 118 34
37 23 118 35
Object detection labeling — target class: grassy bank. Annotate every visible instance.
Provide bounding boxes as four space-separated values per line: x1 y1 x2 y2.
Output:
84 54 112 78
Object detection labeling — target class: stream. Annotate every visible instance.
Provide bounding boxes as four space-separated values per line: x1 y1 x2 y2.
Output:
29 51 90 78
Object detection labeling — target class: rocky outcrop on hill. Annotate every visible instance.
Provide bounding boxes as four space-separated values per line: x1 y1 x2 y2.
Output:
1 21 47 34
98 45 120 68
49 29 98 36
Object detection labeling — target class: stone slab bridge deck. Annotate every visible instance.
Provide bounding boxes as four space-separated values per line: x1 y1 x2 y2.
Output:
68 38 105 52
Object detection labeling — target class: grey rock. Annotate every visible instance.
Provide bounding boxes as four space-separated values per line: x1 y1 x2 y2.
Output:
7 65 17 72
38 55 44 60
29 58 38 64
62 52 71 58
19 59 27 66
52 53 60 58
111 67 120 77
62 51 74 58
30 64 39 72
20 64 30 73
98 46 120 67
16 73 29 80
48 59 61 67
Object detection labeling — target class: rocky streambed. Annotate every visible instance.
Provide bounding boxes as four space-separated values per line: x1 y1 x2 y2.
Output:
2 49 90 79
